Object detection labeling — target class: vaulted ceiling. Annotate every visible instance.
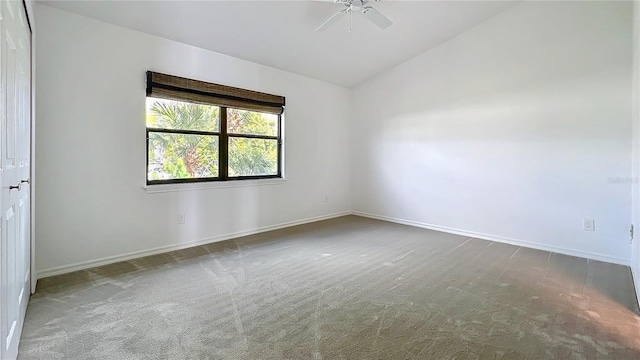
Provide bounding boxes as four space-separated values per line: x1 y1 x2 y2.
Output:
39 0 519 87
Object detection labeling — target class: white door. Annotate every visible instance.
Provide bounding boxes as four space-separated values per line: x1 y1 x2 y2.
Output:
0 1 31 359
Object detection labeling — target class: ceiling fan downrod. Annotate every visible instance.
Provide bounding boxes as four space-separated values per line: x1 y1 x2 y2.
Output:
349 5 352 32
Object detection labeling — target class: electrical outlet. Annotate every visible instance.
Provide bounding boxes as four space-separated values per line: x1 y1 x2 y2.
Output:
583 218 595 231
177 213 185 224
324 195 329 203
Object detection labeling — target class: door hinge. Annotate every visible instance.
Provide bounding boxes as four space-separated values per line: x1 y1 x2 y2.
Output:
630 224 634 244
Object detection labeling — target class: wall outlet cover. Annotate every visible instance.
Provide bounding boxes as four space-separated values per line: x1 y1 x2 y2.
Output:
584 218 595 231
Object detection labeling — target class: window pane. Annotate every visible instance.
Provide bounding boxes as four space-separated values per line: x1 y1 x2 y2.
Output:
148 132 219 180
227 108 277 136
228 137 278 177
146 97 220 132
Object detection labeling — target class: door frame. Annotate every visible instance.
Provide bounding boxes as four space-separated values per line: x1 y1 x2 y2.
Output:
22 0 35 295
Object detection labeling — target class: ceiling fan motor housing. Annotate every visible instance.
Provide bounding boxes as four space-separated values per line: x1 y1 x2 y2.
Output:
317 0 392 32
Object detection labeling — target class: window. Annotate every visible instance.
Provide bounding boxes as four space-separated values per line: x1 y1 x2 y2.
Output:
145 72 284 185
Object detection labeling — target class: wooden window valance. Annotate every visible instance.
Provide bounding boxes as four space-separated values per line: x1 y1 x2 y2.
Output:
146 71 285 115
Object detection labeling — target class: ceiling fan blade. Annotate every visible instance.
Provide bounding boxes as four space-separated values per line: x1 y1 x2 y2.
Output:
362 6 392 29
315 9 347 31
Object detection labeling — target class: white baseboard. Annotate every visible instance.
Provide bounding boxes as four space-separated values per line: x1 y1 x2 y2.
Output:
352 211 630 266
37 211 351 279
37 209 635 286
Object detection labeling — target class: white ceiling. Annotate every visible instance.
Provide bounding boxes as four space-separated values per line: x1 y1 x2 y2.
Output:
39 0 520 88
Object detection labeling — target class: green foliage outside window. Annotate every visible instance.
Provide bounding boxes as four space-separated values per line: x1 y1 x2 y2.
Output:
147 98 278 181
227 108 278 177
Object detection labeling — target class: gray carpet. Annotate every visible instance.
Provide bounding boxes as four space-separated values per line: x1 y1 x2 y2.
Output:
18 216 640 359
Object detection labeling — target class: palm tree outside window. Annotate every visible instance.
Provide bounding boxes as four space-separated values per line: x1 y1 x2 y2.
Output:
145 72 284 185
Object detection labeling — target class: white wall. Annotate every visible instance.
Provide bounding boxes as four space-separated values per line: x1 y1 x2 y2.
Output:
352 1 633 264
36 1 639 284
35 5 352 276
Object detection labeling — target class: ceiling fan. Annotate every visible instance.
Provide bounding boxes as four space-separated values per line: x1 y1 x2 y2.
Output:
315 0 393 32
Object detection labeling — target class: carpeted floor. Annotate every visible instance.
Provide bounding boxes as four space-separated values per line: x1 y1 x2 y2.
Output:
18 216 640 359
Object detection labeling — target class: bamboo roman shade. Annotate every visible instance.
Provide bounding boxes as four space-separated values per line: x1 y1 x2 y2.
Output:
146 71 285 115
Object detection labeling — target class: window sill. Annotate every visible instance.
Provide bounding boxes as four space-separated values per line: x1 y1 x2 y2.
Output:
143 178 287 194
